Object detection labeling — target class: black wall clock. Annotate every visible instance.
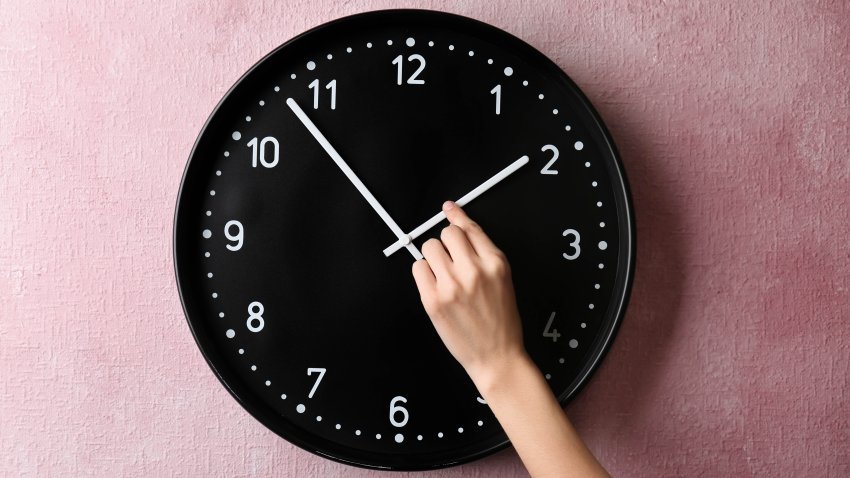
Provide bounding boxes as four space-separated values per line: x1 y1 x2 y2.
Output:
174 9 634 471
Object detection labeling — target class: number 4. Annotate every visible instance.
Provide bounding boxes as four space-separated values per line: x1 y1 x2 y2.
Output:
307 367 326 398
543 311 561 342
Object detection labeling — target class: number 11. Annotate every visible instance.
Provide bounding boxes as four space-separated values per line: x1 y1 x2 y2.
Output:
309 79 337 110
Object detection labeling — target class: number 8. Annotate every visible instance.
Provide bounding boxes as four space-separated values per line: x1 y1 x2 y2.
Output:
247 301 265 332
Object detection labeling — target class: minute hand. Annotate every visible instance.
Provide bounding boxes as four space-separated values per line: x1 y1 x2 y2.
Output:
286 98 423 260
383 155 529 257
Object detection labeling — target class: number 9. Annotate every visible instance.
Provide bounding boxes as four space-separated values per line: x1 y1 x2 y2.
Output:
224 220 244 251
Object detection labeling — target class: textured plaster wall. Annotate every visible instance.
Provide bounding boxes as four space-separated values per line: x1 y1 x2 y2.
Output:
1 0 849 476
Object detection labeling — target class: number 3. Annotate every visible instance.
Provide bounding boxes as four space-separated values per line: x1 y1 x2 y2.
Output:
562 229 581 260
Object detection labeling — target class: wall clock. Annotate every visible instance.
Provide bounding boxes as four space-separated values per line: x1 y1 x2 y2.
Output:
174 9 634 471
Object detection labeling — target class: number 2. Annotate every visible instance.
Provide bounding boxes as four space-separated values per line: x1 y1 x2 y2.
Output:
540 144 559 175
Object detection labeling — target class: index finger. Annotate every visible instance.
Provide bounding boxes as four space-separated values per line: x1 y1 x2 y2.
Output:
441 201 498 254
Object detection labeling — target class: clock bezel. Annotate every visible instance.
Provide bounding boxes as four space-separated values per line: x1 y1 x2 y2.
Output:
173 8 636 471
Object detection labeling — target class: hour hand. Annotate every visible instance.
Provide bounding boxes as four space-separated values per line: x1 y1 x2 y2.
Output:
286 97 423 260
383 155 529 257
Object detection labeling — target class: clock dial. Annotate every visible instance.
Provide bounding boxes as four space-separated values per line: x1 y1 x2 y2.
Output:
174 9 634 470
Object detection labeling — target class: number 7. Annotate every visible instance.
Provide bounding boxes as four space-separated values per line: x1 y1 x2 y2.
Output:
307 367 326 398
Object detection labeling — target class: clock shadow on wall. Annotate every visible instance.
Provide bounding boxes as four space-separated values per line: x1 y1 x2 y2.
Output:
174 8 644 471
567 96 687 430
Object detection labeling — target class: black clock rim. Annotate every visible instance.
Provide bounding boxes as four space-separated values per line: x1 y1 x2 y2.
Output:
173 8 636 471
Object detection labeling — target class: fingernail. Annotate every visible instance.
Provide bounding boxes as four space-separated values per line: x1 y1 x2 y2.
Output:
443 201 455 211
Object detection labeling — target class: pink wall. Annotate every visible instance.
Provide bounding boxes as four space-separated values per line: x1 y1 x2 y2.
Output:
1 0 848 476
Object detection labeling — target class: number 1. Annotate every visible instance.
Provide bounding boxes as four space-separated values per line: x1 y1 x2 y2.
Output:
490 84 501 115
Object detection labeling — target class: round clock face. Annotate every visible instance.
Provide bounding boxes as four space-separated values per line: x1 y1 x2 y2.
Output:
175 9 634 470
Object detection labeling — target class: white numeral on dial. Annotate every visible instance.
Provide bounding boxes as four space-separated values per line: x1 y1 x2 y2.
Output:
246 301 265 332
389 396 409 427
308 79 337 110
562 228 581 260
247 136 279 168
490 84 501 115
392 54 426 85
307 367 326 399
540 144 559 175
224 220 243 251
543 311 561 342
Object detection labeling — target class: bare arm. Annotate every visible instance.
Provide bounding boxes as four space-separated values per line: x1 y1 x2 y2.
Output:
411 201 610 478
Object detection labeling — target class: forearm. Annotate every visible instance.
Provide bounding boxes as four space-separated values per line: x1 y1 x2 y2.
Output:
472 352 610 478
412 202 608 477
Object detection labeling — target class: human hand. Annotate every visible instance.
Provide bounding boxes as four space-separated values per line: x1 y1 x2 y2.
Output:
412 201 610 477
411 201 527 390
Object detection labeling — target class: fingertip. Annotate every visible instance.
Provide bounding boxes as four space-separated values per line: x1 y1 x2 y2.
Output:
411 258 436 292
443 201 468 225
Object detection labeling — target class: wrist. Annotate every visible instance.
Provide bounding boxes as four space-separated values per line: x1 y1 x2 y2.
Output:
467 348 538 402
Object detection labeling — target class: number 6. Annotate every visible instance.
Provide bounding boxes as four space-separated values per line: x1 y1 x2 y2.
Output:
389 396 409 427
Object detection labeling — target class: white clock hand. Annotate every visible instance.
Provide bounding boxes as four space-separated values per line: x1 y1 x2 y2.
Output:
286 97 423 260
383 155 529 257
